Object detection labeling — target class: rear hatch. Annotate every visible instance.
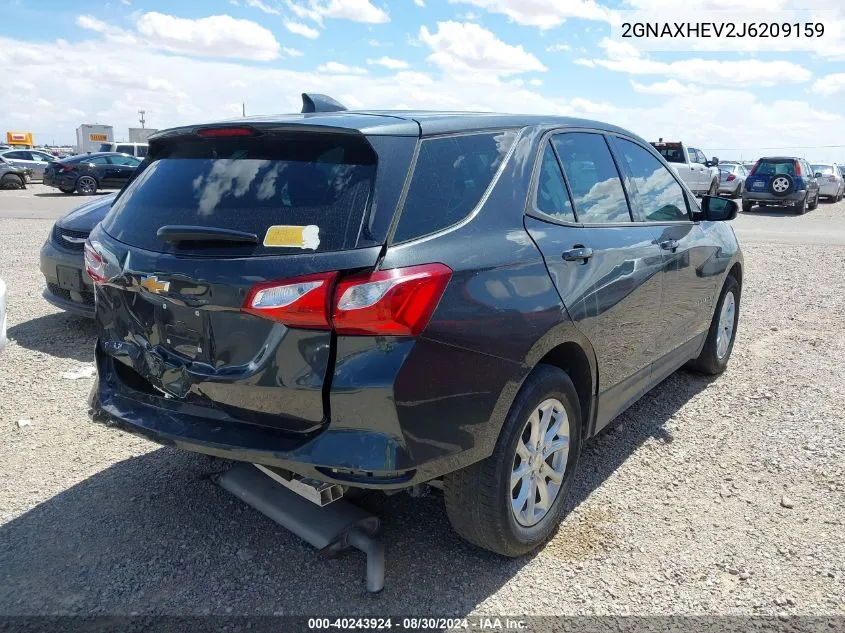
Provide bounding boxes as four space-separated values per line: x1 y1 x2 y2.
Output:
746 158 805 194
92 124 415 433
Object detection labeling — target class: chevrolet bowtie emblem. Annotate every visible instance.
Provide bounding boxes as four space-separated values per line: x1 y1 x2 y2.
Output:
140 275 170 294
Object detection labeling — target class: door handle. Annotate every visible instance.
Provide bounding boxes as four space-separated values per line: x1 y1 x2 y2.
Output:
660 239 679 251
562 247 594 262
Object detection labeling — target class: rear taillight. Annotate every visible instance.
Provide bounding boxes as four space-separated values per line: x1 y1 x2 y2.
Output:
57 163 74 173
332 264 452 336
242 272 337 329
793 161 802 176
828 175 837 183
84 241 107 284
196 126 255 138
749 160 760 175
726 173 736 182
241 263 452 336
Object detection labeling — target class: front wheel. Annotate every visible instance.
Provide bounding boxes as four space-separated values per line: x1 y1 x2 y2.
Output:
687 275 740 375
444 365 582 557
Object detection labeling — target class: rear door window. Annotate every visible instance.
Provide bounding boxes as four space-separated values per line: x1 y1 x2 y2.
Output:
551 133 631 224
392 130 517 243
535 142 576 222
101 131 378 256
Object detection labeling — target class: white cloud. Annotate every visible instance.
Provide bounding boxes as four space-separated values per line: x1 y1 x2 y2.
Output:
812 73 845 96
631 79 697 95
246 0 281 14
287 0 389 25
135 12 281 61
576 38 812 87
317 61 368 74
120 0 131 5
545 43 571 52
285 20 320 38
529 78 543 86
76 15 110 33
367 56 409 69
282 46 305 57
418 21 547 77
448 0 611 29
413 0 425 5
393 71 433 85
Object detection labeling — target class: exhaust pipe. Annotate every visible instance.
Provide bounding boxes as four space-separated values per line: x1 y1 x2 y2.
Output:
254 464 344 507
218 463 385 593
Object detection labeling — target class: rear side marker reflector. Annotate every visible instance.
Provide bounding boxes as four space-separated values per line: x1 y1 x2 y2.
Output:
241 263 452 336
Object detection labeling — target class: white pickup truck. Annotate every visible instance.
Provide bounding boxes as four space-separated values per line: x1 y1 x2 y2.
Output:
650 140 721 197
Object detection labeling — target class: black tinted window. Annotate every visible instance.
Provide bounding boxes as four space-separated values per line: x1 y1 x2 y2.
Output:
109 155 140 166
116 145 134 155
393 130 517 242
88 156 109 165
652 143 685 164
98 144 112 152
535 142 575 222
756 159 796 176
551 133 630 223
614 138 688 222
137 145 148 158
3 151 27 159
101 132 377 256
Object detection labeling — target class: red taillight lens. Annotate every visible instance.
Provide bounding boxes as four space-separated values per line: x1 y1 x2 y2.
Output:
242 271 337 329
84 241 106 284
749 160 760 175
196 126 255 138
793 161 802 176
57 163 74 173
828 175 837 183
726 173 736 181
332 264 452 336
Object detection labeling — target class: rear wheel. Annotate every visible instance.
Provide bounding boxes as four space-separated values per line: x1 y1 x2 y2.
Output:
444 365 582 557
742 200 753 213
0 174 25 190
809 191 819 210
733 182 743 199
687 275 740 375
795 193 808 215
708 179 719 196
76 176 98 195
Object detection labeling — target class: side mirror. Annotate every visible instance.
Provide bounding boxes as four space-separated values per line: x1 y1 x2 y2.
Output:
697 195 738 222
711 156 719 166
814 172 822 178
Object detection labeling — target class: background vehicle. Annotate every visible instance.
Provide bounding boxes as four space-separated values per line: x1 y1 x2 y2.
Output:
0 279 7 355
87 103 744 558
76 124 114 154
650 140 720 196
42 152 140 195
0 156 30 189
717 162 747 198
0 148 57 181
743 157 819 214
810 163 844 201
97 142 148 158
40 193 116 316
742 161 756 172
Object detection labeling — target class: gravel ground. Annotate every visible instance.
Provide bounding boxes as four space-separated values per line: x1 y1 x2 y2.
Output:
0 204 844 619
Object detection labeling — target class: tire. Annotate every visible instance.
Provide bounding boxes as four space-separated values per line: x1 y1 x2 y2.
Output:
444 365 582 557
809 191 819 211
0 174 25 190
768 174 794 197
708 179 719 196
76 175 98 195
687 275 740 375
742 200 753 213
794 193 808 215
733 182 743 199
59 185 75 194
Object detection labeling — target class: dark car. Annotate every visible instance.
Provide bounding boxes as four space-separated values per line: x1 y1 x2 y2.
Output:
42 152 141 195
40 193 116 316
0 156 31 189
86 98 743 556
742 156 820 214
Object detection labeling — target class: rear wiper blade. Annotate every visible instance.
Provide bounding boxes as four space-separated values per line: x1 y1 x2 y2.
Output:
157 225 259 244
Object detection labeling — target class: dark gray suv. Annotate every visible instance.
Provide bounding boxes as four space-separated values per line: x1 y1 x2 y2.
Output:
87 98 743 556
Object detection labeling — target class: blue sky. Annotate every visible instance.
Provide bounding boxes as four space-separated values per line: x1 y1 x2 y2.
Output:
1 0 844 160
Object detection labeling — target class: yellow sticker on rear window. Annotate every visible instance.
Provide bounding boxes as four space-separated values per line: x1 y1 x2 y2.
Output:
263 225 320 250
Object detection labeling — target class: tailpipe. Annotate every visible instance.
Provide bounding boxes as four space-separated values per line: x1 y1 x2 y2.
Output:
218 463 384 593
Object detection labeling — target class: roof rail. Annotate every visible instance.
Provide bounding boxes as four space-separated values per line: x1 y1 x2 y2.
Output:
301 93 348 114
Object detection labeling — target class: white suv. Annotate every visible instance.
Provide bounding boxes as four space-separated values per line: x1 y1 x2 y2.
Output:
650 140 721 196
97 142 148 158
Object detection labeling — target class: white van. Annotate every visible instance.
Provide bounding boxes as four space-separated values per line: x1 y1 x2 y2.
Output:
98 142 148 158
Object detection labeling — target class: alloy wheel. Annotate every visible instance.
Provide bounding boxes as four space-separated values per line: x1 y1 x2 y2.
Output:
716 291 736 360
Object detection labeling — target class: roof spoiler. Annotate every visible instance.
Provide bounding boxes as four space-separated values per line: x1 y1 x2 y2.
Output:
301 93 348 114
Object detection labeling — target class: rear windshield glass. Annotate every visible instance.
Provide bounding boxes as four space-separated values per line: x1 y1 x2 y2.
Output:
392 130 517 243
651 143 685 164
98 144 112 152
755 159 796 176
812 164 833 175
101 132 376 256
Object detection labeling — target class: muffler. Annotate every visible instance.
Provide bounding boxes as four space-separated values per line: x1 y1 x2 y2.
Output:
218 463 385 593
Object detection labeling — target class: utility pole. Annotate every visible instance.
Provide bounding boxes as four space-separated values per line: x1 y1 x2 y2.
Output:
138 110 146 129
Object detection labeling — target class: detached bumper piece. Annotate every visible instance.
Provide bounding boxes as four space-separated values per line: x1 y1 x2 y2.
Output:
217 463 385 593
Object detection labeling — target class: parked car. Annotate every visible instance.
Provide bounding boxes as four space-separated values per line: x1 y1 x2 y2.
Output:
87 101 743 557
650 140 720 196
40 193 116 316
0 156 30 189
0 279 7 354
717 163 747 198
0 148 57 180
97 142 148 158
742 161 756 172
42 152 140 195
743 157 820 214
810 163 844 202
